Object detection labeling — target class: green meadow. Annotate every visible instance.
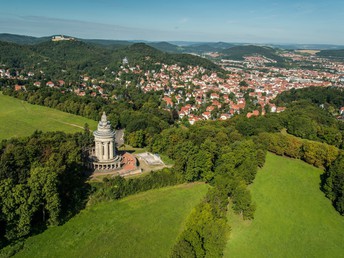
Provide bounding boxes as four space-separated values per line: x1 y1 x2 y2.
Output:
225 152 344 258
0 94 97 140
10 183 208 258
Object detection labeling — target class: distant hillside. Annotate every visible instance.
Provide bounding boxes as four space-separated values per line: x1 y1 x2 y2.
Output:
0 33 50 44
0 40 222 80
146 41 237 54
121 43 221 71
208 42 236 49
28 40 111 80
0 41 41 68
147 42 185 53
1 33 344 51
81 39 131 46
316 49 344 61
185 42 236 54
81 39 132 50
0 33 134 49
31 40 110 62
221 45 285 63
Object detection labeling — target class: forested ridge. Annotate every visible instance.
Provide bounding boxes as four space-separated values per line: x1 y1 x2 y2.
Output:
317 49 344 61
0 40 222 82
220 45 285 63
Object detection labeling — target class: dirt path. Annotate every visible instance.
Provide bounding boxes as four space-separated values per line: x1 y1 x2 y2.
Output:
51 119 84 129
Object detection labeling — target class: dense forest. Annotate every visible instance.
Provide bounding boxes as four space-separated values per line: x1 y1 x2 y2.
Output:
0 40 222 82
233 101 343 148
317 49 344 61
0 130 93 245
274 86 344 109
220 45 286 63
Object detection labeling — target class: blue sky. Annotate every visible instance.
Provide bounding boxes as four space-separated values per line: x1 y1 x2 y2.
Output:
0 0 343 44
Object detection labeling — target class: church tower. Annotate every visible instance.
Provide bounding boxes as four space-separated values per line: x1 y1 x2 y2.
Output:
91 112 121 171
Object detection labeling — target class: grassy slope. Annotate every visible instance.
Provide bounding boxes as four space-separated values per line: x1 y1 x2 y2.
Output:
225 152 344 258
13 183 208 258
0 94 97 140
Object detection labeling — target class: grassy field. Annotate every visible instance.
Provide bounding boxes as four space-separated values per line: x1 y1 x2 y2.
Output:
225 152 344 258
11 183 208 258
0 94 97 140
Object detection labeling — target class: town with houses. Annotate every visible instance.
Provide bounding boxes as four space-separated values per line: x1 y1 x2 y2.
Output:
1 49 344 124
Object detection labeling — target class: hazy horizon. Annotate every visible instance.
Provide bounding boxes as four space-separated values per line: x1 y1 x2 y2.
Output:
3 32 344 47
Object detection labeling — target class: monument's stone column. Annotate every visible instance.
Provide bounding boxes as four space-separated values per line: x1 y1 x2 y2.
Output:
104 141 109 160
110 141 114 159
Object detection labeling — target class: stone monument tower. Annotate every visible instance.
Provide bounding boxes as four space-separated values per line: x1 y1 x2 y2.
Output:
91 112 121 171
94 112 115 161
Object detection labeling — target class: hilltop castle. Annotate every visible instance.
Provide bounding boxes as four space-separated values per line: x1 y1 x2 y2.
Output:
51 35 75 42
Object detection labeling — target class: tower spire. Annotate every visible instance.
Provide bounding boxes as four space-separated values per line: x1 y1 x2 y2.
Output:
101 111 107 123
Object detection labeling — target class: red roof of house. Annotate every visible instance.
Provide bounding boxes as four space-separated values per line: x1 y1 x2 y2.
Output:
14 85 22 91
277 107 286 112
121 153 137 171
163 96 173 106
247 110 259 118
206 106 215 112
252 110 260 116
